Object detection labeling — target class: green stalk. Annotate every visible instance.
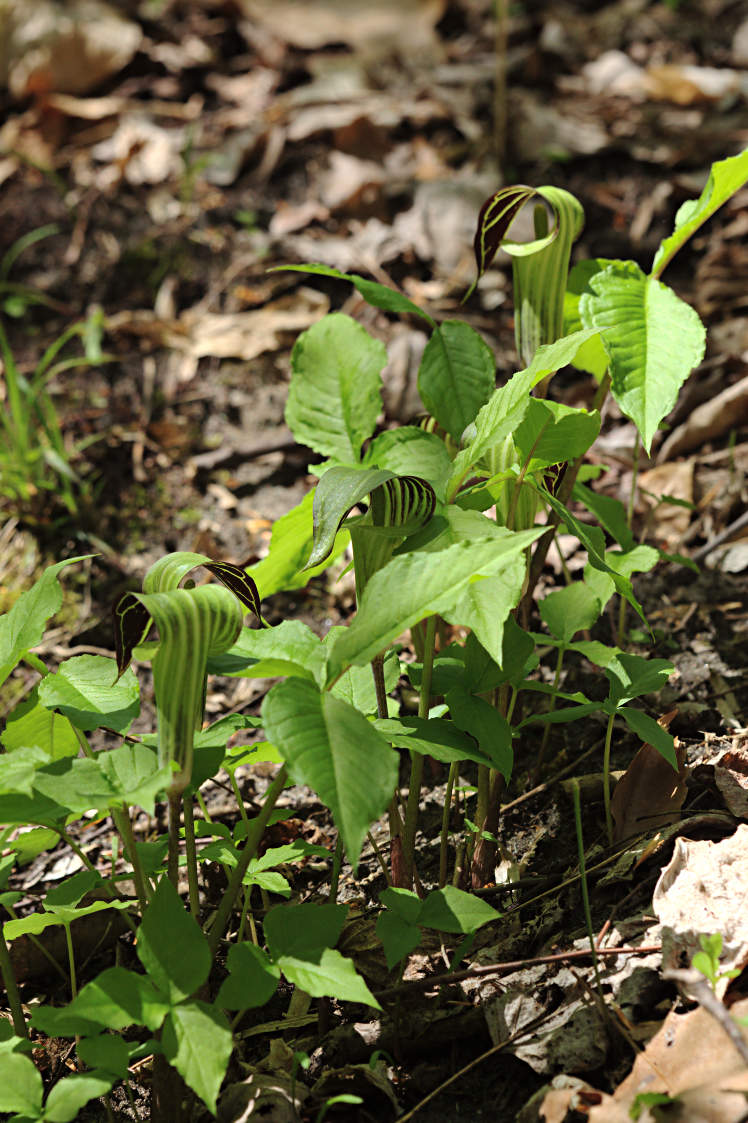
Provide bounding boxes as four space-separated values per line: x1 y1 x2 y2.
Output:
64 923 77 1000
0 923 28 1037
183 797 200 919
534 645 566 778
401 616 436 890
208 765 288 955
439 762 459 888
602 712 616 845
617 432 641 646
570 779 603 996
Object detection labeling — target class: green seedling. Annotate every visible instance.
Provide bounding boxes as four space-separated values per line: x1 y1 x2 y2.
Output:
691 932 740 991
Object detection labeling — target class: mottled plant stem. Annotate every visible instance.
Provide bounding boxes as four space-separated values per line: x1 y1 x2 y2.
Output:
167 791 181 888
439 762 459 888
208 765 288 955
401 616 437 890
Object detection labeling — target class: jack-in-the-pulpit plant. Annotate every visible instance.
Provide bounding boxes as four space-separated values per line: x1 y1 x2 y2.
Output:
0 148 745 1120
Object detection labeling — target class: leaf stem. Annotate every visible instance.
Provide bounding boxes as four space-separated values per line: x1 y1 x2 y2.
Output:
570 779 603 996
182 797 200 919
0 923 28 1037
439 762 459 888
602 711 616 845
167 791 181 888
207 765 288 955
401 616 437 889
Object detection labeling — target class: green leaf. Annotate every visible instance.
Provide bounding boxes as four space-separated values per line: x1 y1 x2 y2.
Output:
539 582 602 644
2 689 80 760
274 264 435 326
417 885 500 935
513 399 600 470
208 619 326 685
262 679 398 870
446 687 513 781
543 490 646 623
417 321 496 442
376 910 421 970
329 649 399 715
3 899 131 941
441 554 527 665
216 943 280 1010
246 491 350 598
466 619 537 690
31 756 116 815
76 1035 130 1079
0 1051 43 1115
33 967 169 1036
97 743 172 815
43 1071 115 1123
37 655 139 733
264 902 348 958
572 482 634 551
136 877 210 1004
162 1001 232 1116
276 948 380 1007
605 653 674 708
447 329 599 496
374 716 493 769
363 427 453 502
563 259 613 379
45 870 102 909
619 707 677 769
285 313 386 461
579 261 706 452
307 466 393 568
326 531 543 682
652 149 748 277
0 557 90 690
0 746 49 796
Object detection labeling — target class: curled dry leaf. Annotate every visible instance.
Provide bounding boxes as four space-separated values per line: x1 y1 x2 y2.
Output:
611 710 685 843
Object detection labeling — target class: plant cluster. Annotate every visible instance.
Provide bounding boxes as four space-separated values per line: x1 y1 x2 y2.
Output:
0 149 745 1119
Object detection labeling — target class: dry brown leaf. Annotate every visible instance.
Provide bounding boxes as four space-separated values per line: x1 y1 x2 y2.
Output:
587 998 748 1122
107 289 329 362
1 0 142 99
237 0 446 57
658 374 748 461
639 461 694 549
611 712 685 843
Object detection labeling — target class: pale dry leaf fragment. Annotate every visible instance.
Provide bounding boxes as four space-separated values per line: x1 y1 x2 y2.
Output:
586 998 748 1123
318 150 385 215
644 64 747 106
236 0 446 59
0 0 142 98
91 117 184 186
638 461 694 549
658 374 748 461
653 825 748 980
611 713 686 843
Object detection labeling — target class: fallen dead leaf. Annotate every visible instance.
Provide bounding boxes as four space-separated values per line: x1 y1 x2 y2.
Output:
658 375 748 461
611 711 686 843
638 461 694 549
653 825 748 981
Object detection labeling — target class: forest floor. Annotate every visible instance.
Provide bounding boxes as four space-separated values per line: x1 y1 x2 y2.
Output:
0 1 747 1120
